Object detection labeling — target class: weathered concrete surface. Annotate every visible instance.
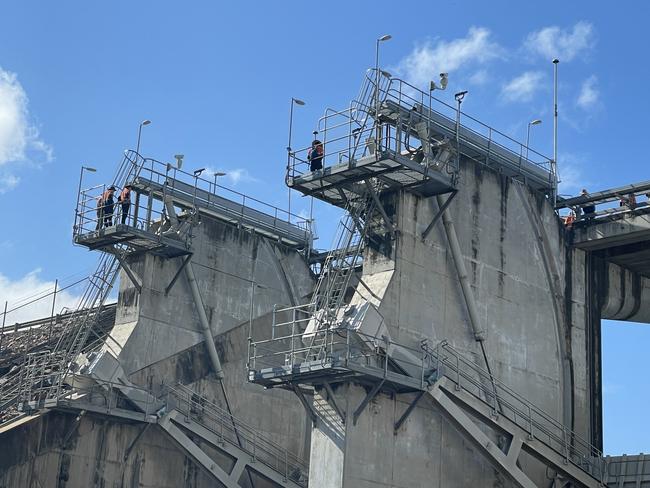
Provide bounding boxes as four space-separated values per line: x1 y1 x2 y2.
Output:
128 310 312 461
309 156 596 487
0 410 214 488
109 213 314 376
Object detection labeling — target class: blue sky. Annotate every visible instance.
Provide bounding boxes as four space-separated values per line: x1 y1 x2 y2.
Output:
1 1 648 454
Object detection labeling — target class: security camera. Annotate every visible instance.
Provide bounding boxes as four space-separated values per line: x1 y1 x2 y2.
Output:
174 154 184 169
439 73 448 89
430 72 449 91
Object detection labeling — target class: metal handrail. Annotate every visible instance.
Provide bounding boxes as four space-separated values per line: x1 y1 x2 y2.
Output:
123 151 310 228
287 68 555 190
164 383 308 485
426 340 606 480
248 325 606 482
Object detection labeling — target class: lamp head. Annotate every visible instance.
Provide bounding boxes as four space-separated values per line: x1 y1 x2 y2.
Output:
193 168 206 177
552 58 559 64
84 166 97 172
530 119 542 126
378 34 392 42
454 90 468 102
292 98 305 106
214 172 226 177
141 119 151 126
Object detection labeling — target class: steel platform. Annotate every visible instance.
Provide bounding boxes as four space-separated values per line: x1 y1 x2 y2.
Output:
288 150 455 209
74 224 191 258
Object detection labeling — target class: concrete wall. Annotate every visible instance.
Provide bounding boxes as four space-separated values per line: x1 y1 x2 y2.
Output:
309 157 595 487
110 213 314 376
0 411 215 488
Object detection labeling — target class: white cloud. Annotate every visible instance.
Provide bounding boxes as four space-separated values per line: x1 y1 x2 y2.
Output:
0 66 52 191
577 75 599 110
525 21 594 62
501 71 544 102
0 269 83 325
396 27 504 87
468 69 489 86
206 166 259 187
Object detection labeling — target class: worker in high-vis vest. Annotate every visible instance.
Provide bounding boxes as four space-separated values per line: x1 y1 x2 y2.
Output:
118 184 132 225
101 186 116 227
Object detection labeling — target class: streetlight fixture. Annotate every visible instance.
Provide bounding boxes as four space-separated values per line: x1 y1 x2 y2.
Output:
213 171 226 191
287 97 306 219
454 91 468 175
136 119 151 158
526 119 542 161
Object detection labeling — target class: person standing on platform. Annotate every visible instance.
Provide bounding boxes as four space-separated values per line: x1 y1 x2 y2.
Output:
102 186 116 227
308 139 324 172
118 184 132 225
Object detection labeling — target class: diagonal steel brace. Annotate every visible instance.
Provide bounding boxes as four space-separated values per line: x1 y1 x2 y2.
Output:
115 254 142 293
363 180 396 236
165 254 193 295
353 379 385 425
421 190 457 240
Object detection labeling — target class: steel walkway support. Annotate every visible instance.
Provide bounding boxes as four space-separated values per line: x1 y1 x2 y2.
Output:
429 377 603 488
160 410 305 488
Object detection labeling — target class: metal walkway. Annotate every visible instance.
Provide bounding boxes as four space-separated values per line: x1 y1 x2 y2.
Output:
249 325 610 487
159 384 308 488
558 181 650 277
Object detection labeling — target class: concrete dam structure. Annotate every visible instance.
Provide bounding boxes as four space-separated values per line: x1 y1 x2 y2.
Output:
1 68 649 487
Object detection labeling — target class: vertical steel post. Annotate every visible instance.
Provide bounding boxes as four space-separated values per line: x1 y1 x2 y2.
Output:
49 279 58 341
1 300 7 353
553 58 559 205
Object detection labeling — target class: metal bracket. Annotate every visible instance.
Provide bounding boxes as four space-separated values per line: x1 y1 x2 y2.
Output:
393 390 426 434
292 384 318 424
363 180 396 236
352 379 385 425
323 381 346 424
165 254 193 296
115 254 142 293
421 190 457 241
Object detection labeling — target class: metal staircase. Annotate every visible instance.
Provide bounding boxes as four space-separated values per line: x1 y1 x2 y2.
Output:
160 383 308 488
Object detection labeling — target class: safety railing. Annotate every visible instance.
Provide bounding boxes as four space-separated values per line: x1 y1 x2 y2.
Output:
164 383 308 486
249 315 434 390
248 322 606 483
125 151 312 233
287 69 555 191
425 340 606 482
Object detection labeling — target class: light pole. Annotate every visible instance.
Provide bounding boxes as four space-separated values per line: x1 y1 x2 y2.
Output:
526 119 542 161
375 35 392 149
552 58 559 204
213 171 226 194
287 97 305 220
454 91 468 175
136 119 151 158
75 165 97 232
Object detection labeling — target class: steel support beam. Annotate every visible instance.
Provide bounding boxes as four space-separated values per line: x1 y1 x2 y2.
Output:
353 379 385 425
421 190 457 240
364 180 396 236
428 381 537 488
115 254 142 293
292 384 318 424
165 254 193 295
394 390 426 434
322 381 345 424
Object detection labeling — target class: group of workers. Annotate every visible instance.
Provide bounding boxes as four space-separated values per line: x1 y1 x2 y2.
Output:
563 188 644 229
95 184 132 230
